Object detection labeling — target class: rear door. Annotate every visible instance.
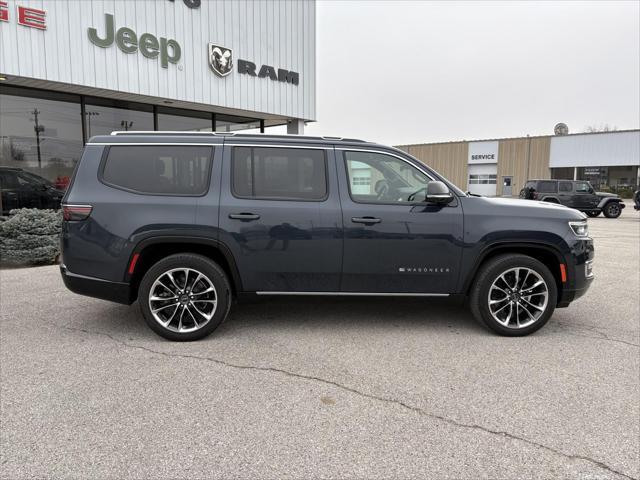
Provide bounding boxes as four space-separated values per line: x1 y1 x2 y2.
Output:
218 142 343 292
558 181 574 206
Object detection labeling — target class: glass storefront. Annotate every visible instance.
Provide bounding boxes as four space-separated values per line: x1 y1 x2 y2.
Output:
0 86 83 191
157 107 213 132
0 86 265 204
551 166 639 195
85 99 154 137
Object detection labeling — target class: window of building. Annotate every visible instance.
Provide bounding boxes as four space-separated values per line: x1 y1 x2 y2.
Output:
102 146 212 195
559 181 573 192
232 147 327 200
537 181 558 193
468 174 497 185
157 107 213 131
0 86 83 190
84 99 154 137
343 150 432 203
216 114 261 132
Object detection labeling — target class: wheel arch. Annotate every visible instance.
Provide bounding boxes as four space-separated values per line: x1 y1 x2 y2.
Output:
540 196 560 203
463 242 565 299
126 236 242 298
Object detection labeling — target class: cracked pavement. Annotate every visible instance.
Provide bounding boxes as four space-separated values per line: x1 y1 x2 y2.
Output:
1 208 639 479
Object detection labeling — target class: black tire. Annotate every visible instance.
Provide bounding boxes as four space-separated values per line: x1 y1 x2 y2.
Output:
470 254 558 336
586 211 600 217
603 201 622 219
138 253 231 341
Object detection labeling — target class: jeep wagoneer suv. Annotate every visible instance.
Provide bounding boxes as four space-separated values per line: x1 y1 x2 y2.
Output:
61 132 594 340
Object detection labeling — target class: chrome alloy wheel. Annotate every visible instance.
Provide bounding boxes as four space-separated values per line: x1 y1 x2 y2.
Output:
148 268 218 333
487 267 549 329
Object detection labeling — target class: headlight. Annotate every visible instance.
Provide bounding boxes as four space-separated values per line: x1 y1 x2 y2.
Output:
569 221 589 237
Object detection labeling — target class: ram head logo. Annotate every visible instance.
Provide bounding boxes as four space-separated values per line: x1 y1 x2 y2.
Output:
208 44 233 77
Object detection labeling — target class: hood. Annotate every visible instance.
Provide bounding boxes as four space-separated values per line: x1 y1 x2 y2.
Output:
467 196 586 221
595 191 619 198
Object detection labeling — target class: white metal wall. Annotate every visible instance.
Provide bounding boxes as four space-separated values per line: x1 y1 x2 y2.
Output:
550 131 640 167
0 0 316 120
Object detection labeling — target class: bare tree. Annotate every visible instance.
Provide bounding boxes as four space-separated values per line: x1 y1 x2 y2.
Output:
584 124 618 133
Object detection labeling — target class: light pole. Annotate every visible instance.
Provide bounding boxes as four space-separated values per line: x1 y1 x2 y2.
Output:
120 120 133 131
31 108 44 169
84 111 99 138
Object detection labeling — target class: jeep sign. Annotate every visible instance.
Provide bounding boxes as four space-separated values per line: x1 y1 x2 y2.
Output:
88 13 181 68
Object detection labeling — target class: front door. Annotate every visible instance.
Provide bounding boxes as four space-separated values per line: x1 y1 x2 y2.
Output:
337 149 464 294
574 181 599 210
218 143 343 292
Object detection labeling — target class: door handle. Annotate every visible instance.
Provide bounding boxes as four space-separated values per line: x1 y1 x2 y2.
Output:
351 216 381 225
229 213 261 221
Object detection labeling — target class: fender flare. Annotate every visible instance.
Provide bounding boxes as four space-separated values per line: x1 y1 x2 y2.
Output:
128 235 243 292
461 240 567 294
597 197 621 209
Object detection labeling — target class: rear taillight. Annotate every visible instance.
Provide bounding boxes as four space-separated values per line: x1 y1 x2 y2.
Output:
62 204 93 221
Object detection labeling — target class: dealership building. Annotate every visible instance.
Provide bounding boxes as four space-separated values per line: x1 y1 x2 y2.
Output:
0 0 315 188
397 129 640 196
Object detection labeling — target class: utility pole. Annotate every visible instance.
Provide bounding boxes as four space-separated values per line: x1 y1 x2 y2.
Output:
85 111 99 138
31 108 44 169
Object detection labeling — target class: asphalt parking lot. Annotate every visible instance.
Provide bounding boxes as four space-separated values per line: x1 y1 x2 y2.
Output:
1 204 638 479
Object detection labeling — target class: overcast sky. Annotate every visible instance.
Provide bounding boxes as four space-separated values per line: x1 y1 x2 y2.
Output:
303 1 640 145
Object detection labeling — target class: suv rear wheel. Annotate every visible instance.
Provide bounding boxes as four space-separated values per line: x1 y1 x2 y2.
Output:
138 254 231 341
603 201 622 218
470 254 558 336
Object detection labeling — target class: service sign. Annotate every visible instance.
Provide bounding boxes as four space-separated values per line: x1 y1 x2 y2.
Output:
468 141 499 164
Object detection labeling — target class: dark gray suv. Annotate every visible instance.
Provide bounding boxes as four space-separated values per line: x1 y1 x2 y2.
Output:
61 132 594 340
520 179 625 218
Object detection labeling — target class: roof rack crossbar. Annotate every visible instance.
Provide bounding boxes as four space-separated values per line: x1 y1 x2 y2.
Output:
107 131 367 143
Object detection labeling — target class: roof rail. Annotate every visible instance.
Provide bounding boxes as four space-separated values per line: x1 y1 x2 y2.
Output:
107 131 368 143
110 131 236 136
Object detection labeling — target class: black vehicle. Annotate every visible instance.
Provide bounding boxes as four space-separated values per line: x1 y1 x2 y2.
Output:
519 179 625 218
60 132 594 340
0 167 64 215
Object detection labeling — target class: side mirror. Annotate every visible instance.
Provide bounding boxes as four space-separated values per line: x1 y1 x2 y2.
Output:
425 181 454 204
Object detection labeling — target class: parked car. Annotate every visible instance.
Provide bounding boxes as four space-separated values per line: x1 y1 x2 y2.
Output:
519 179 625 218
0 167 64 215
60 132 594 340
634 190 640 211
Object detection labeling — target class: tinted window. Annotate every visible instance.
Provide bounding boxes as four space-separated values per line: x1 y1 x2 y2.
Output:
537 181 557 193
559 181 573 192
102 146 212 195
343 150 432 204
232 147 327 200
575 182 591 193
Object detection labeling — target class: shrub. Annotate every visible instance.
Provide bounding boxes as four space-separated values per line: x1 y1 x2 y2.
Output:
0 209 62 265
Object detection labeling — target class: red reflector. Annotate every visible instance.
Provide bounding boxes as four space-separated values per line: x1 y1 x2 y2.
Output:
559 264 567 283
62 205 92 221
128 253 140 275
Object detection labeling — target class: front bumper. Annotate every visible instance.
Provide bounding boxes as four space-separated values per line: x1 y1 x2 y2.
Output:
60 264 133 305
557 237 594 307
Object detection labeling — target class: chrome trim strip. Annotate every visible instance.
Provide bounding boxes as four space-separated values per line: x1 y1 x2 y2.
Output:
255 291 449 297
110 131 236 136
88 143 221 146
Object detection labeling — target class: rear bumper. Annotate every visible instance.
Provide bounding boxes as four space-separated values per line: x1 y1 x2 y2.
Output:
60 264 133 305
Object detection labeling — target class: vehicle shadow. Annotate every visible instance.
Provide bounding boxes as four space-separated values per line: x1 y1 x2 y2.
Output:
82 296 488 341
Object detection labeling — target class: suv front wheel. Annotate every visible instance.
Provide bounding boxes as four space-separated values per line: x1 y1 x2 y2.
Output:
138 254 231 341
470 254 558 336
